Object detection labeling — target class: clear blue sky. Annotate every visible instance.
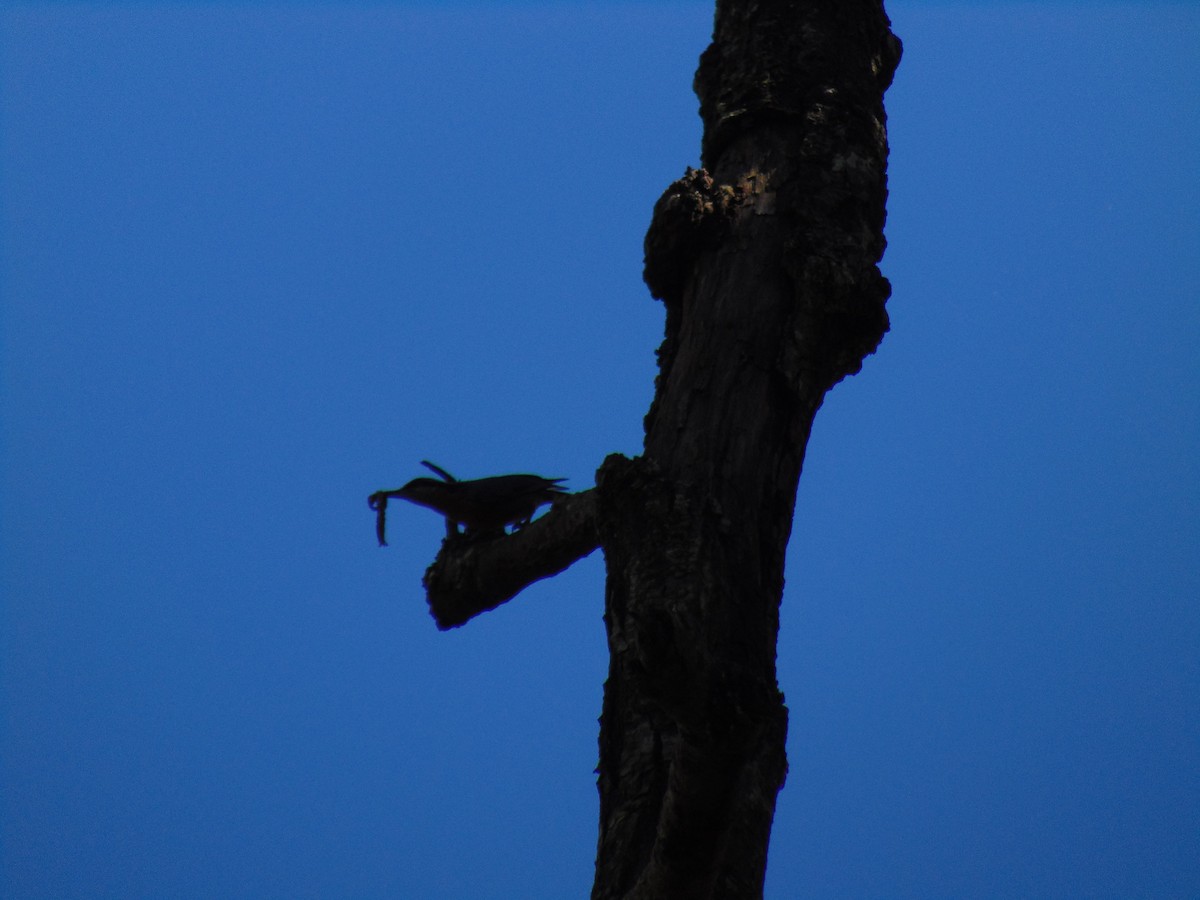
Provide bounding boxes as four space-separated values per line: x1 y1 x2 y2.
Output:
2 3 1196 897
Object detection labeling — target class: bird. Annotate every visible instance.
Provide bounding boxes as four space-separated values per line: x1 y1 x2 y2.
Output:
368 461 566 546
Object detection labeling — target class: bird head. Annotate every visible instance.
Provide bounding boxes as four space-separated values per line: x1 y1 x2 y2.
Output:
394 477 459 515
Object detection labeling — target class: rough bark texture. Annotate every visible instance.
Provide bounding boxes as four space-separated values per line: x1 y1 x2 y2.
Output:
591 2 900 897
416 1 899 896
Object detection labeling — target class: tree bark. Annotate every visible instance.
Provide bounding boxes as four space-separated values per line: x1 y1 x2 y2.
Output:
416 1 900 896
590 2 900 897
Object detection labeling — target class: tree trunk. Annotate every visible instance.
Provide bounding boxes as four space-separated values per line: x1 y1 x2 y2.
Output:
591 2 901 896
413 1 899 896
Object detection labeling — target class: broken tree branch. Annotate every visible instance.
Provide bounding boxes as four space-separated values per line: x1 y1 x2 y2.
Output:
422 489 601 629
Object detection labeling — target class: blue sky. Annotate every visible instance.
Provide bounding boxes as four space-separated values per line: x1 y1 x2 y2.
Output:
2 3 1197 897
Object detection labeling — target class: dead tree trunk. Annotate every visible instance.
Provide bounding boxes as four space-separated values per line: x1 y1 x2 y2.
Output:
416 1 900 896
591 2 900 896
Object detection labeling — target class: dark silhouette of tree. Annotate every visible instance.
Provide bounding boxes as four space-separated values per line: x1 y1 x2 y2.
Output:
414 1 901 895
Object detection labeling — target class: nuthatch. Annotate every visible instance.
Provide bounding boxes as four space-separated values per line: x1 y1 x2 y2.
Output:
368 461 566 546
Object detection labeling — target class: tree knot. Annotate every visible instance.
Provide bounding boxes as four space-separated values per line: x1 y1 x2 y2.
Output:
643 167 739 308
